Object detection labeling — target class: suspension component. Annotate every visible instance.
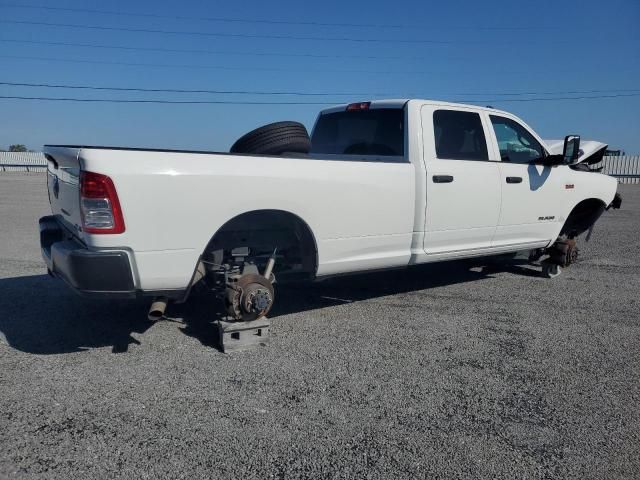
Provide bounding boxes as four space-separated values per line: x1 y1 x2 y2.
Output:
528 248 545 264
263 249 277 280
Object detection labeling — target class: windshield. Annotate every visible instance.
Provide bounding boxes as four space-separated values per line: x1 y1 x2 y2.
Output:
310 108 404 157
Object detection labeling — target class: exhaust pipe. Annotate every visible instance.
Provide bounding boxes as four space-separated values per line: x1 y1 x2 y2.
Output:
148 296 168 321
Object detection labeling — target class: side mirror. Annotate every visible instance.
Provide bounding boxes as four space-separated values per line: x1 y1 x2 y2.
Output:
563 135 581 164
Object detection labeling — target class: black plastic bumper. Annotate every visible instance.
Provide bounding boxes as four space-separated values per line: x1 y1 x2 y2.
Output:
608 192 622 210
39 215 136 298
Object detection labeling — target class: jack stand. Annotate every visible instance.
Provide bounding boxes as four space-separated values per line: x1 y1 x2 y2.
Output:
541 260 562 279
216 317 270 353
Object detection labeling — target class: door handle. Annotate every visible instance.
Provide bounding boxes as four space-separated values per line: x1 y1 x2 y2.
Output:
433 175 454 183
506 176 523 184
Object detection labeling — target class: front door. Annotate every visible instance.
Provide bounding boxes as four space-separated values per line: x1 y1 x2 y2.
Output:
422 106 502 254
487 114 565 247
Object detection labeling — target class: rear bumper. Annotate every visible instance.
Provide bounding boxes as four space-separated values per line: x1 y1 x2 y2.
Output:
39 215 136 298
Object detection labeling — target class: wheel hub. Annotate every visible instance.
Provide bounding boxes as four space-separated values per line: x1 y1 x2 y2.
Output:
243 286 273 314
225 273 275 321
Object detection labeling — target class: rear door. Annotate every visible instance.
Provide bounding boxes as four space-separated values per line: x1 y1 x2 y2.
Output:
421 105 501 254
486 114 565 247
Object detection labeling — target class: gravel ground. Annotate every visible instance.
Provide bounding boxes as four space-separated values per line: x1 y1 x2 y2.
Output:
0 173 638 479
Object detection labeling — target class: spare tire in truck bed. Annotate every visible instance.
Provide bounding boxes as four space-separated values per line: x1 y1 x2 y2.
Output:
230 121 311 155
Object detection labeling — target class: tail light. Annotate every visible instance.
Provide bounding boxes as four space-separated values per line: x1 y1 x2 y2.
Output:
346 102 371 111
80 171 125 234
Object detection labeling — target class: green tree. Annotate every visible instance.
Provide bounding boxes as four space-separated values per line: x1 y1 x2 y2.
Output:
8 144 28 152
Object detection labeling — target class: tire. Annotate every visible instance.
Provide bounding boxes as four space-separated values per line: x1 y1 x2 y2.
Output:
230 121 311 155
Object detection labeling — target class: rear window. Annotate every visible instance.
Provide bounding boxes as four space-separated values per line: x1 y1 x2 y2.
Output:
310 108 404 157
433 110 488 161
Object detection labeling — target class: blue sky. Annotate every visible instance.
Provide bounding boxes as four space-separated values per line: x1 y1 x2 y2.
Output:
1 0 639 152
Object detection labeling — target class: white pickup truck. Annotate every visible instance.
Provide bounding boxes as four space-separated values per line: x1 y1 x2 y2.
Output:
40 99 621 320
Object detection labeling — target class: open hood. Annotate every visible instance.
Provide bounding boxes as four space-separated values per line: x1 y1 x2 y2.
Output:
544 139 608 165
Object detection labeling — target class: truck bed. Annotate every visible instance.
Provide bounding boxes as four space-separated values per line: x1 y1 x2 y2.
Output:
43 144 417 293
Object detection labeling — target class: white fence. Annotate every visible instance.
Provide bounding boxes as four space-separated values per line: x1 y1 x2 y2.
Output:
601 156 640 184
0 152 47 172
0 151 638 183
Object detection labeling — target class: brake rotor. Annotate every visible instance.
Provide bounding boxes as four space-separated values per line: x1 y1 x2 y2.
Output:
225 273 275 321
566 240 579 265
548 238 579 268
559 238 579 267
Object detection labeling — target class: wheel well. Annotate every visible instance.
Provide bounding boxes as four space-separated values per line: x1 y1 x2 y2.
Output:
561 198 606 237
204 209 318 281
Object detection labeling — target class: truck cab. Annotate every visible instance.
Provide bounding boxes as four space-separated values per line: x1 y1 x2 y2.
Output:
311 99 618 262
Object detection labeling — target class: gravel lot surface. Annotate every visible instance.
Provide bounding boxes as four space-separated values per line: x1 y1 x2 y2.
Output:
0 173 638 479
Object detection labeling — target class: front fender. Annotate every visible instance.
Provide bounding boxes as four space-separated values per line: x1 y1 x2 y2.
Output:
553 171 618 239
563 170 617 213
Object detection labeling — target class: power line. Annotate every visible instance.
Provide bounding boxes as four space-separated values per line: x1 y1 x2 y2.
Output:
0 38 438 62
0 54 476 75
1 54 582 77
2 80 640 98
0 81 382 97
0 2 547 31
0 19 460 44
478 93 640 102
1 93 638 105
0 95 330 105
0 19 556 46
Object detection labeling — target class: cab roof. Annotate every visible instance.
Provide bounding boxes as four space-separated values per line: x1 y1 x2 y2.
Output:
320 99 509 116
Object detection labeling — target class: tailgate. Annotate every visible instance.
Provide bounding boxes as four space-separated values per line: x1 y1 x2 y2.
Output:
44 146 84 239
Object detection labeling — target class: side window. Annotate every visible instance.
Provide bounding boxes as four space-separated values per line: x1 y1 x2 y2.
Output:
433 110 488 161
490 115 545 163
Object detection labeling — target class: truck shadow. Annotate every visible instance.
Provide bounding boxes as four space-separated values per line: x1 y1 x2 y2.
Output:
0 259 540 354
269 259 539 318
527 164 552 191
0 274 154 354
178 258 541 348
